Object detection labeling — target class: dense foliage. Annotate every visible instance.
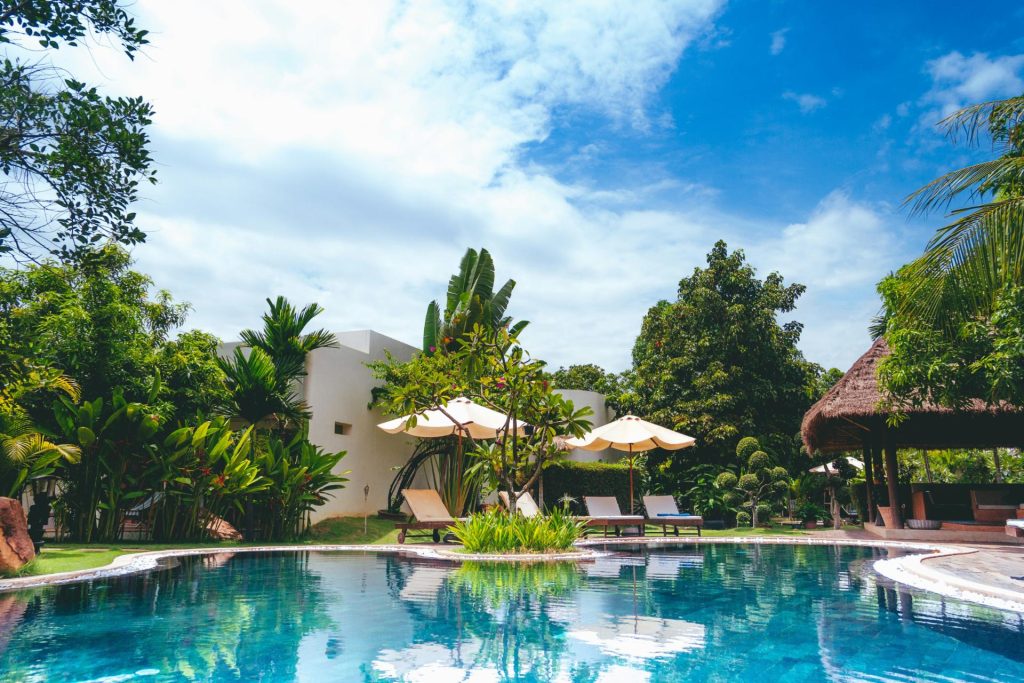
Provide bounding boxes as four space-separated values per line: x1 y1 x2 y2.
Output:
0 245 226 423
0 1 154 261
0 247 347 541
542 460 631 516
450 507 584 553
628 241 821 494
878 95 1024 410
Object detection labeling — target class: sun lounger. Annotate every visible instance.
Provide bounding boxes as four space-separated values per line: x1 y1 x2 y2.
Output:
498 491 542 518
1006 519 1024 538
583 496 645 537
394 489 467 544
642 495 703 536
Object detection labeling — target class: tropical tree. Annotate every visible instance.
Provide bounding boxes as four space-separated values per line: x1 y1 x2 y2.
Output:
629 241 819 481
220 296 337 428
897 95 1023 328
51 381 163 542
422 247 527 355
0 355 81 497
0 1 155 262
0 245 226 425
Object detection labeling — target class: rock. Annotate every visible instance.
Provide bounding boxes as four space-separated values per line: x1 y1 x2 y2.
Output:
206 515 243 541
0 498 35 572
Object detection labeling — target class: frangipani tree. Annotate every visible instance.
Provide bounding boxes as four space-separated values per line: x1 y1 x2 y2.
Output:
715 437 790 527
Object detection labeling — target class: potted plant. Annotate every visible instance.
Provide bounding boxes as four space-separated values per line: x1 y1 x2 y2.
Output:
796 501 828 529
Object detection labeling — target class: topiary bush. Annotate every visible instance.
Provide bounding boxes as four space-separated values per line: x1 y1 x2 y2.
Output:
543 460 631 514
736 510 751 526
736 437 760 462
715 435 791 527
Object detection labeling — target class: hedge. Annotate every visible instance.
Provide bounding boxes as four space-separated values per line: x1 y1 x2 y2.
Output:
541 460 631 515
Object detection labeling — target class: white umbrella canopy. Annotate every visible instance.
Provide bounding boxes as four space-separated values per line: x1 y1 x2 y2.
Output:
565 415 695 513
809 457 864 475
565 415 695 452
377 396 525 440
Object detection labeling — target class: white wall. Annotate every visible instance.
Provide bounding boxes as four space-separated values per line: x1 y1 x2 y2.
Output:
302 331 419 521
556 389 617 463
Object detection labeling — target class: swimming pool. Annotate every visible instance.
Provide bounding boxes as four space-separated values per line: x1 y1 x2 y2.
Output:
2 544 1023 682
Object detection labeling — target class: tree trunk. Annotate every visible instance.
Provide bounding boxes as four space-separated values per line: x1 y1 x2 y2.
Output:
831 487 841 529
863 442 875 523
884 435 903 529
922 450 934 483
993 448 1004 483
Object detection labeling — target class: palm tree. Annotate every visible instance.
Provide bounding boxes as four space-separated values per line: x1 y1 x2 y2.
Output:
0 370 81 497
899 95 1024 328
220 297 337 428
423 248 528 354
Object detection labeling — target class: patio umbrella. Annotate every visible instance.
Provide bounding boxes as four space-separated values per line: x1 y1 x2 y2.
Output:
808 457 864 475
378 397 525 515
565 415 695 513
377 396 525 439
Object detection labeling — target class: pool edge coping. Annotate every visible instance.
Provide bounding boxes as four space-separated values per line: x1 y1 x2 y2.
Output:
3 537 1022 613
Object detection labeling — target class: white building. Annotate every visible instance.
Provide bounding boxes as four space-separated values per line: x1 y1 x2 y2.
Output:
221 332 615 523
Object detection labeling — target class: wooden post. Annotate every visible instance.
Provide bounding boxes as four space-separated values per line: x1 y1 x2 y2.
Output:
862 442 875 523
884 433 903 529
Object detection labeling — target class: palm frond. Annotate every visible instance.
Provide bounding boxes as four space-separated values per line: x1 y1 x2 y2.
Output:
938 95 1024 147
903 156 1024 217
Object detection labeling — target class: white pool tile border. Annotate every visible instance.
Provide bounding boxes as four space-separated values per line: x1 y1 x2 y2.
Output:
3 536 1022 614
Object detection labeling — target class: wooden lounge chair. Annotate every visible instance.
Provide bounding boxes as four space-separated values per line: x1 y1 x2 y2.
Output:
395 489 466 544
1006 519 1024 539
642 495 703 536
498 491 542 518
583 496 645 537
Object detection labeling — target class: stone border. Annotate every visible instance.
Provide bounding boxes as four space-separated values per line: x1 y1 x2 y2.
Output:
3 536 1022 614
0 544 609 593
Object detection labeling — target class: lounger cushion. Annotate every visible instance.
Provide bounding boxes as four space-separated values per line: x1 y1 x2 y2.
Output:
1007 519 1024 529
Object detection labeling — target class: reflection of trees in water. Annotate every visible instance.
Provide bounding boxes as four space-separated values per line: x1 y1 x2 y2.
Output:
1 552 334 681
385 558 584 681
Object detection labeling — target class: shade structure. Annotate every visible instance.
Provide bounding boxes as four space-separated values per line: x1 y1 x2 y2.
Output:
808 457 864 475
377 396 524 440
565 415 696 452
566 415 695 512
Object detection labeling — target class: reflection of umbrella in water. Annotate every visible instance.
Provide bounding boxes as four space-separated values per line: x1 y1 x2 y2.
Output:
568 615 706 660
566 416 695 513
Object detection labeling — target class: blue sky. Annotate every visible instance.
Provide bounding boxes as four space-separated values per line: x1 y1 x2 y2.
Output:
55 1 1024 373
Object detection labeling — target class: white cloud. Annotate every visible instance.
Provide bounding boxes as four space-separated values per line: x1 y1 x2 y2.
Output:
783 90 827 113
769 29 788 56
36 0 901 375
749 191 909 370
921 51 1024 123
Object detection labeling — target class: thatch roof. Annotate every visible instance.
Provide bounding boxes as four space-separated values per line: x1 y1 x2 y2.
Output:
802 337 1024 453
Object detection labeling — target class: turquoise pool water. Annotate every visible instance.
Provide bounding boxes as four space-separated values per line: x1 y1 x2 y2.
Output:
2 544 1023 682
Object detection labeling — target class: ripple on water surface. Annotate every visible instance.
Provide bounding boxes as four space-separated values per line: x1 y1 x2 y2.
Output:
1 545 1023 682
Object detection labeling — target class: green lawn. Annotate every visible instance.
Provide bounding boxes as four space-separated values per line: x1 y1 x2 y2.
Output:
6 517 857 579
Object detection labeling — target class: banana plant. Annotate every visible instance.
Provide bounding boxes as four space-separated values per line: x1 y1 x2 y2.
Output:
154 418 269 541
423 247 528 354
52 379 163 542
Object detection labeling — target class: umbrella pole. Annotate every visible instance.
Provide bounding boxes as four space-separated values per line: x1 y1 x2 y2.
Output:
629 443 634 514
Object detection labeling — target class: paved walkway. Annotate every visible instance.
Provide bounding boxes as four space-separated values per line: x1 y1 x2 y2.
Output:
924 545 1024 597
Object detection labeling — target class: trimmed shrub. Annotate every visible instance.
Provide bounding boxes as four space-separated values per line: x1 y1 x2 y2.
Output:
736 510 751 526
543 460 631 514
736 437 760 461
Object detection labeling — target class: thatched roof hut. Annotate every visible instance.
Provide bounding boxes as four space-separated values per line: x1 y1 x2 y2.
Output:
802 338 1024 454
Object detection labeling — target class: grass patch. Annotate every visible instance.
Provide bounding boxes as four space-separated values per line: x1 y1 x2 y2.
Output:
304 515 401 545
